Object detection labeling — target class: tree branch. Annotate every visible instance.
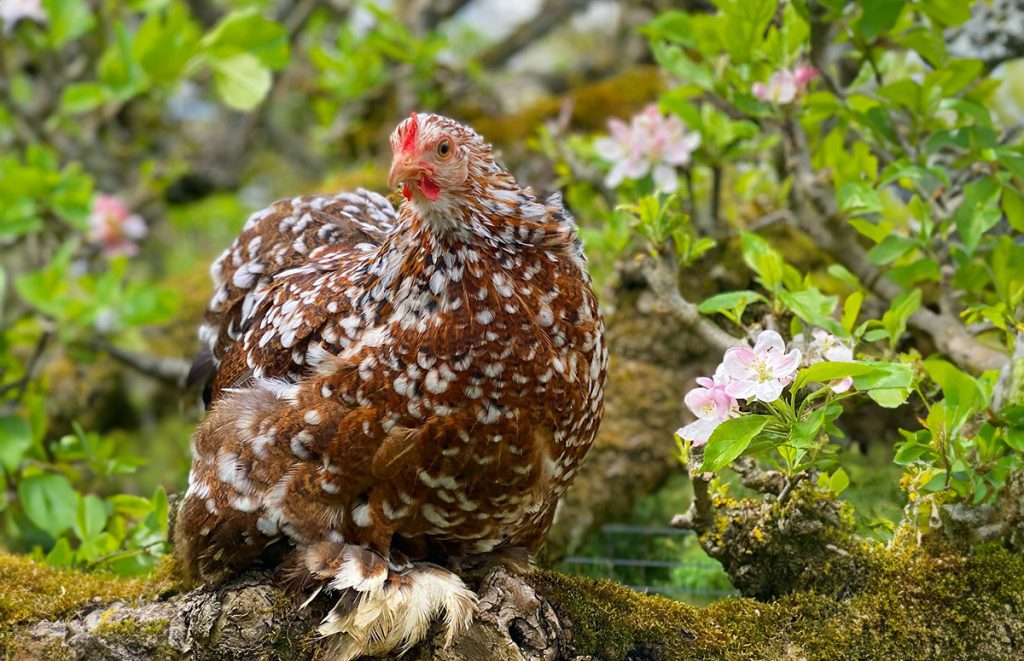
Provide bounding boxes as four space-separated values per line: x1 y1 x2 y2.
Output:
478 0 594 69
91 341 191 385
640 256 746 354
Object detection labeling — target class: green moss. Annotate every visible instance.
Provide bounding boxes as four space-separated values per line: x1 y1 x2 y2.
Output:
531 543 1024 660
91 616 175 659
0 554 146 626
0 553 183 656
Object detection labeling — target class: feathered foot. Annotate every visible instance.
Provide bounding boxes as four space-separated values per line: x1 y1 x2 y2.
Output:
301 542 477 660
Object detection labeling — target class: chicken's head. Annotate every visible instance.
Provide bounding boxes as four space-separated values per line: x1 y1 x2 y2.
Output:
387 113 482 206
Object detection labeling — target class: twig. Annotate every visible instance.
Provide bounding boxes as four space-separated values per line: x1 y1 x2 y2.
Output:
710 164 723 233
478 0 593 68
732 456 786 495
91 340 191 385
641 255 746 354
0 331 51 404
777 471 807 506
671 467 713 530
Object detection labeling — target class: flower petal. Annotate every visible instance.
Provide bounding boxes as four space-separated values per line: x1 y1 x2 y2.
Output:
753 330 785 355
830 377 853 394
684 387 715 419
725 379 757 400
754 379 784 403
651 163 678 193
594 137 625 162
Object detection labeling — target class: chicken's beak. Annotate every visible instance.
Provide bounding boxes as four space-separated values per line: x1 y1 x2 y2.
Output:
388 156 422 190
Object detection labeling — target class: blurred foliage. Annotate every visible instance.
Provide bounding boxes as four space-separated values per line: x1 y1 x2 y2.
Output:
0 0 473 575
560 0 1024 547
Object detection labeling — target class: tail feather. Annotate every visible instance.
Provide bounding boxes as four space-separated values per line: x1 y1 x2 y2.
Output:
299 543 476 660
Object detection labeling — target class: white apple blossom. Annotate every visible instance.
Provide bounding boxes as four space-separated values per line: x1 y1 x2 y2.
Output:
808 329 855 393
678 367 739 447
752 65 818 105
594 105 701 193
720 330 802 403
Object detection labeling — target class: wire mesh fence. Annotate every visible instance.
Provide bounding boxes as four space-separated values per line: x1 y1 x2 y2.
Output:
557 523 737 606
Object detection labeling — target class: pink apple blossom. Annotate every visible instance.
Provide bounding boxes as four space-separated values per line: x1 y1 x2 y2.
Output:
721 330 802 403
594 105 701 193
808 329 855 393
88 194 148 258
752 65 818 105
678 369 739 447
0 0 46 33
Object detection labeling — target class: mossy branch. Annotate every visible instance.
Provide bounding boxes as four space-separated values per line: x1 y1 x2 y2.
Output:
5 542 1024 660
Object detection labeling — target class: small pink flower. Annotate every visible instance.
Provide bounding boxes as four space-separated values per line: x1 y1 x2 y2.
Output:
753 65 818 105
88 194 148 258
0 0 46 33
594 105 701 193
793 65 819 88
678 371 739 447
808 329 855 393
721 330 802 403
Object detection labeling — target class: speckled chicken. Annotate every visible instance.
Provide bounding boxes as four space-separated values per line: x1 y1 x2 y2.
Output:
174 113 608 659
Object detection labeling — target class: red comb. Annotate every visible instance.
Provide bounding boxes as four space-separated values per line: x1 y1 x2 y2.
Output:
401 112 419 154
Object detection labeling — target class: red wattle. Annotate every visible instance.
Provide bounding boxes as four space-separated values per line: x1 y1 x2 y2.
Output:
402 184 413 201
419 176 441 201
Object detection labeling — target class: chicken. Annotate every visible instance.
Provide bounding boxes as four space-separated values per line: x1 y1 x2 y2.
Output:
174 113 608 659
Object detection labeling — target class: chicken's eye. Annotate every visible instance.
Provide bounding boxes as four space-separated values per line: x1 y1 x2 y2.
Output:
437 140 452 158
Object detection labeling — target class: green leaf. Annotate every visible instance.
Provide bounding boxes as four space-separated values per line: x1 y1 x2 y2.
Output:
108 494 154 518
924 357 987 433
920 0 972 26
867 235 917 265
827 264 862 290
0 416 32 473
881 289 922 347
699 415 771 472
794 362 877 390
43 0 95 48
842 291 863 333
855 0 905 41
778 288 844 335
868 387 911 408
211 54 272 111
202 9 290 70
894 26 948 67
45 538 74 568
829 467 851 495
60 83 109 114
740 232 784 291
97 21 148 99
848 218 891 244
954 177 1001 255
133 1 201 83
851 360 914 390
74 493 108 542
791 407 826 449
1001 187 1024 233
717 0 776 63
18 473 78 538
152 486 170 535
642 10 695 45
838 182 883 214
698 290 763 314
